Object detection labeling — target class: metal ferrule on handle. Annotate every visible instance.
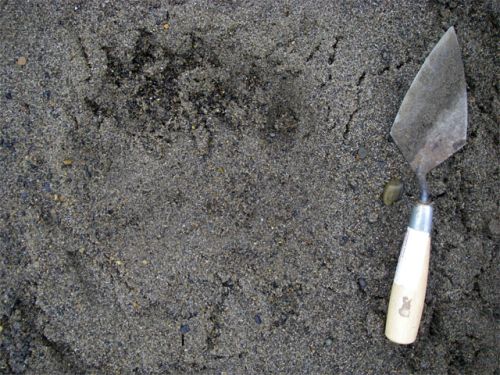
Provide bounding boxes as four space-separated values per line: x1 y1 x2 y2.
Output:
409 204 433 233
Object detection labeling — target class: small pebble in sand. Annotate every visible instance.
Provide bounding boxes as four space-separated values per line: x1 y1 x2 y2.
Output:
53 194 65 202
254 314 262 324
358 277 367 291
162 22 170 31
339 235 349 246
383 178 403 205
324 338 333 347
16 56 27 66
368 211 378 223
357 146 367 160
63 159 73 166
180 324 190 334
42 181 52 192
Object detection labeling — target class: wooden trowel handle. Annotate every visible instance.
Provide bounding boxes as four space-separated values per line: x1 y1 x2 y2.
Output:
385 204 433 344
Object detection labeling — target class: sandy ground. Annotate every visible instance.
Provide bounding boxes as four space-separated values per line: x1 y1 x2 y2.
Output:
1 1 498 374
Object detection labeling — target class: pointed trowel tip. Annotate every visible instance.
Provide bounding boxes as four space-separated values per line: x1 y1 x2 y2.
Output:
440 26 458 45
443 26 459 45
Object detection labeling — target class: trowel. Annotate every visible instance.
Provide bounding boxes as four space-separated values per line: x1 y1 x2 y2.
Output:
385 27 467 344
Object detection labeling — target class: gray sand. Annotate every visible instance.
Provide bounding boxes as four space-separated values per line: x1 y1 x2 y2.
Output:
1 1 498 374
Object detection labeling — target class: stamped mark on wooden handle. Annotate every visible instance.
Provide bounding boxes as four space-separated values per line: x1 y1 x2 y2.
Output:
398 297 412 318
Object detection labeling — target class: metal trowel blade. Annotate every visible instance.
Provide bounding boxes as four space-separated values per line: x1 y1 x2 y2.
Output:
390 27 468 176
